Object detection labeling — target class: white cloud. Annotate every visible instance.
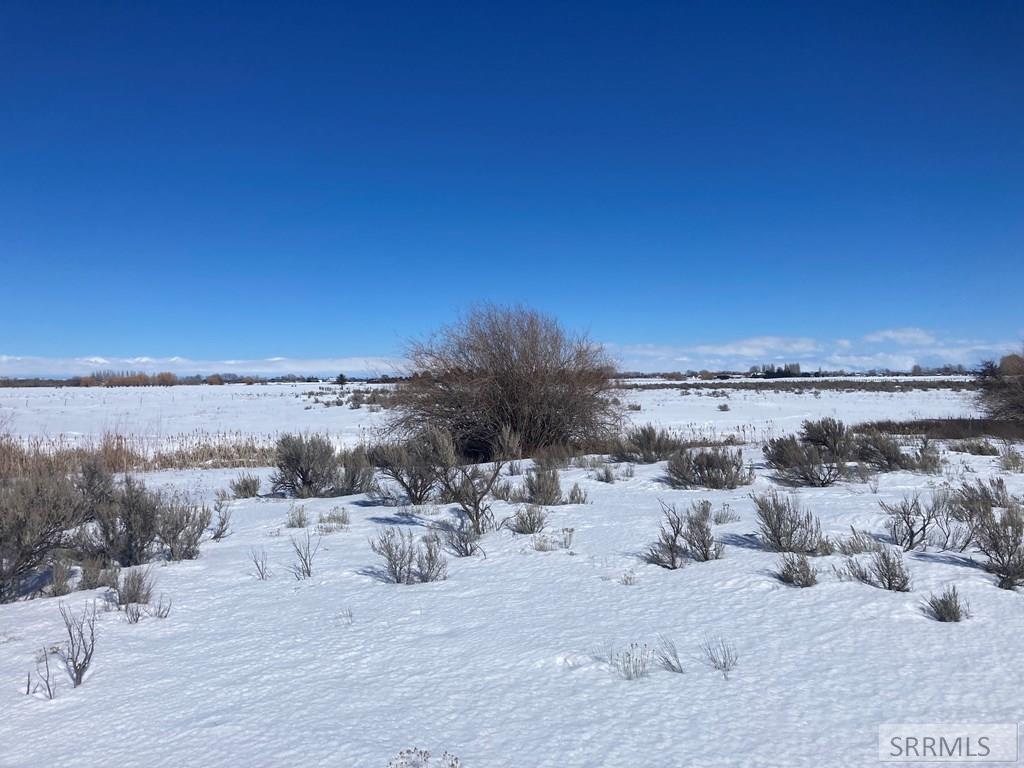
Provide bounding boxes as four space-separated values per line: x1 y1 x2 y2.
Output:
0 355 402 378
690 336 821 358
2 331 1018 379
862 328 936 346
607 330 1018 373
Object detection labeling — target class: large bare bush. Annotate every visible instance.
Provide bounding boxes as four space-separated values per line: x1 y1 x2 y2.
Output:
977 351 1024 422
390 305 619 459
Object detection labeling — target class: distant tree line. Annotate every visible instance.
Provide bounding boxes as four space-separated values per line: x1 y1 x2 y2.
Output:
1 371 323 388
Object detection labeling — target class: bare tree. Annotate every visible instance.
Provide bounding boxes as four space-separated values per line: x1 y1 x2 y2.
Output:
389 305 620 459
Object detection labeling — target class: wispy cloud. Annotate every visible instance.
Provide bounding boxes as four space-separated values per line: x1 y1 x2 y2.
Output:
608 330 1019 373
0 355 402 378
2 330 1019 378
862 327 936 346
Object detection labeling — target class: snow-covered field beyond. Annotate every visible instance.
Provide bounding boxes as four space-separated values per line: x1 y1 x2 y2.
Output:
2 383 1022 768
0 381 975 446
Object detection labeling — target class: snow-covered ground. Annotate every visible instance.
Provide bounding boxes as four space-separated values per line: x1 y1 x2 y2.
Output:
0 383 388 448
0 381 975 447
2 383 1021 767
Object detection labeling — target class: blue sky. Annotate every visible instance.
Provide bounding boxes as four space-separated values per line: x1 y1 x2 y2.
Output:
1 1 1021 375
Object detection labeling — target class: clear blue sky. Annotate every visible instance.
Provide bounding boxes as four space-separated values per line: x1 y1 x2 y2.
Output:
1 1 1021 374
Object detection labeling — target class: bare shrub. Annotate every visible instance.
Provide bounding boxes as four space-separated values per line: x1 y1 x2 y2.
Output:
270 433 338 498
59 601 97 687
86 476 163 567
387 748 462 768
288 530 322 580
369 431 443 505
371 527 448 583
752 491 831 555
525 466 563 505
335 446 376 495
655 634 684 673
976 351 1024 422
439 519 482 557
117 567 154 606
124 603 144 624
763 436 843 486
211 493 232 541
532 534 557 551
925 490 974 552
712 503 740 525
316 507 350 534
973 499 1024 589
664 448 753 490
956 477 1012 519
0 472 82 602
950 478 1012 552
148 594 172 619
774 553 817 587
855 430 915 472
951 438 999 456
431 430 506 533
388 305 619 459
507 504 547 534
489 478 518 502
913 437 942 474
645 501 687 569
611 424 683 463
157 498 211 560
229 472 261 498
594 465 616 484
610 641 652 680
681 500 723 561
30 647 58 700
285 504 309 528
700 636 738 679
78 557 115 591
999 444 1024 472
533 443 576 471
415 534 448 582
880 494 933 551
49 558 73 597
249 547 272 579
801 417 854 460
836 549 912 591
873 548 912 591
925 585 969 622
566 483 588 504
835 527 883 555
